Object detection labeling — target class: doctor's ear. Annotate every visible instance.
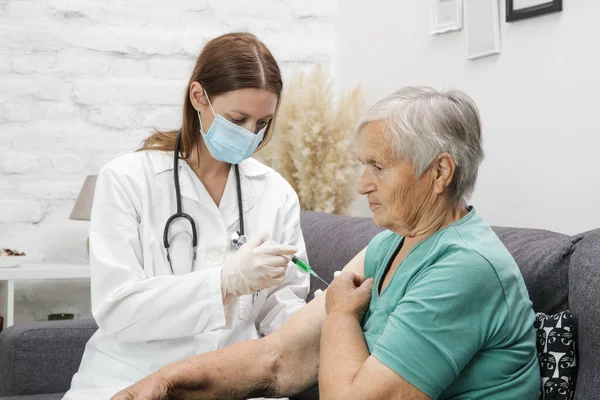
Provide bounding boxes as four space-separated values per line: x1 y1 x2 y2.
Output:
189 82 209 111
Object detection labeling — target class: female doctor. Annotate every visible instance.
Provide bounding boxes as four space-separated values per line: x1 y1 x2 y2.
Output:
63 32 309 399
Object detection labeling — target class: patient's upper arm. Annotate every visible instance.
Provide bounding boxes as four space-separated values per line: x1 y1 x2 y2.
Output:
340 246 367 278
350 356 431 400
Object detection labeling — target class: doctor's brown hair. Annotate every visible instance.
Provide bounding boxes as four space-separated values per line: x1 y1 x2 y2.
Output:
138 32 283 158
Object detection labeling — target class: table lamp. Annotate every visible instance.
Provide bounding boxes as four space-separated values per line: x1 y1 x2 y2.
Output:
70 175 97 253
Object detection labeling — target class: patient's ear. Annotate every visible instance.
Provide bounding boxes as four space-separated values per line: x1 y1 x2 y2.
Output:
432 153 456 195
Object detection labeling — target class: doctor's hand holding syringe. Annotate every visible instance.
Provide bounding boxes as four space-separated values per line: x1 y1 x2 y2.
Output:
221 232 328 298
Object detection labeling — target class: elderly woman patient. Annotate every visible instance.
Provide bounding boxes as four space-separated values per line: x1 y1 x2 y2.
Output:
113 87 540 400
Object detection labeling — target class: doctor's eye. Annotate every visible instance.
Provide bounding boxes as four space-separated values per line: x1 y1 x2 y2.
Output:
231 117 246 124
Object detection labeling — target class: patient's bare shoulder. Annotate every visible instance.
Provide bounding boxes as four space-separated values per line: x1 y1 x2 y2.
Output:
342 247 367 277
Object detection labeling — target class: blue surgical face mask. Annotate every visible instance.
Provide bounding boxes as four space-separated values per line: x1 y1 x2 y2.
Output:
198 91 266 165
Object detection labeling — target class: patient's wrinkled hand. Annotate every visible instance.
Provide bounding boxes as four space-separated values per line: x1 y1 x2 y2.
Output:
325 271 373 319
111 373 174 400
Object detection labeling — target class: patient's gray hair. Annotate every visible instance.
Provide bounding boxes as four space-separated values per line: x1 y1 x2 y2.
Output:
356 86 484 203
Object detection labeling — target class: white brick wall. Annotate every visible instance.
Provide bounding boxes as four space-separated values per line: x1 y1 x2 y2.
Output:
0 0 337 324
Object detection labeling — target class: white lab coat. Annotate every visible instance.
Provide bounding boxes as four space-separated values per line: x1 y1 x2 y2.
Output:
63 150 309 400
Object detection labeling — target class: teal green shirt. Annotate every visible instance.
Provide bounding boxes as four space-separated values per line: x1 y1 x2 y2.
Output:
362 208 540 399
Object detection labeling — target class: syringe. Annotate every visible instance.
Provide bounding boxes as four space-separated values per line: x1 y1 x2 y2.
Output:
291 256 329 287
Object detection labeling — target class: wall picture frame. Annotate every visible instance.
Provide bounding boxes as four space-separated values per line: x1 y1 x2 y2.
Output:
464 0 501 60
506 0 563 22
429 0 463 35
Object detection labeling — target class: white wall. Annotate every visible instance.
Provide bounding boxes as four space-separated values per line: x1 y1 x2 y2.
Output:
339 0 600 235
0 0 337 323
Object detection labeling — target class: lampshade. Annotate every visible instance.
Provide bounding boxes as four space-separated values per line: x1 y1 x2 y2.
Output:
69 175 97 221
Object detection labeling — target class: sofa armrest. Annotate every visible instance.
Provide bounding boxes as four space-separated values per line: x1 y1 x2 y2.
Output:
0 319 97 397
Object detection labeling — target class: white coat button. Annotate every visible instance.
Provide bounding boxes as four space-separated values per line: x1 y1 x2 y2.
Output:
208 250 220 261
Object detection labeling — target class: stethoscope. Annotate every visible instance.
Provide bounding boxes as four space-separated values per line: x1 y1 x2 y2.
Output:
163 130 248 271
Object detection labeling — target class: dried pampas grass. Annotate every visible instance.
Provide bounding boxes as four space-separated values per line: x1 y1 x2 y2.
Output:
257 65 366 215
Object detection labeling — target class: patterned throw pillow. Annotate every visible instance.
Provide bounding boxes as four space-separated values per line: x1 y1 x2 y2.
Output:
534 311 577 400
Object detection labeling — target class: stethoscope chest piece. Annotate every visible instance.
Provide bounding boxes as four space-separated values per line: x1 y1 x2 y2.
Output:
231 231 248 251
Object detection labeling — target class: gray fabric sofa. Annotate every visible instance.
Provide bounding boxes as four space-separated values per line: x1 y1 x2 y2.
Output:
1 211 598 400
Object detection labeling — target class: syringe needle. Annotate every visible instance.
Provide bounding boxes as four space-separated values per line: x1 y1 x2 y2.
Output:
314 273 330 287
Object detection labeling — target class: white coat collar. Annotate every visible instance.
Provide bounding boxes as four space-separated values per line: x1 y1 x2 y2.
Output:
146 151 271 226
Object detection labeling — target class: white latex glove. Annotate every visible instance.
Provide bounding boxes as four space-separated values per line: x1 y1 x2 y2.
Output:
221 232 298 297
